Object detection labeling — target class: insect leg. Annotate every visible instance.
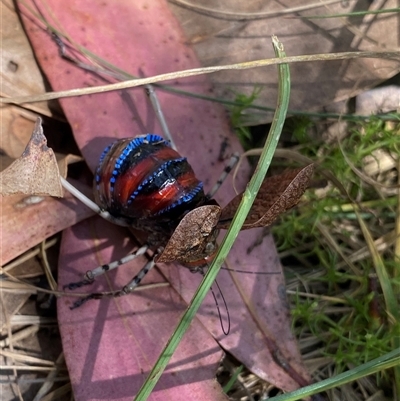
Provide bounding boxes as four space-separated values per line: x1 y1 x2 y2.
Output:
144 85 176 150
61 177 131 227
64 245 148 290
119 258 156 295
206 152 240 199
69 258 156 309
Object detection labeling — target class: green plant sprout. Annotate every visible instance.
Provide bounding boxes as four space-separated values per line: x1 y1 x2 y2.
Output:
228 87 263 149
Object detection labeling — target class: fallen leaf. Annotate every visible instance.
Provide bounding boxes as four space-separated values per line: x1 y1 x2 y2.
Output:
170 0 400 123
59 216 228 401
0 155 15 172
218 164 314 229
0 180 95 265
0 118 62 197
0 105 38 158
0 0 53 116
157 205 221 264
56 153 83 179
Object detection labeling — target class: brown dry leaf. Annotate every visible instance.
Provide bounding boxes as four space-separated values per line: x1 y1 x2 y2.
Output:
0 105 38 158
0 155 15 172
170 0 400 122
218 164 314 229
157 205 221 264
0 0 52 116
0 118 62 197
56 153 83 179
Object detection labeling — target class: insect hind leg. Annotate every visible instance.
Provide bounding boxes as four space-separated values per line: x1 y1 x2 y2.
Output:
68 258 156 309
64 245 149 290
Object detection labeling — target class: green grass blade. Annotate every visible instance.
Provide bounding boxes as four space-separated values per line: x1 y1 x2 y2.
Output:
265 348 400 401
222 365 244 393
356 212 398 322
134 35 291 401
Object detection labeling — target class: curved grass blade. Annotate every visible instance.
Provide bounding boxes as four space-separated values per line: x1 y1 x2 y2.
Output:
134 34 291 401
267 348 400 401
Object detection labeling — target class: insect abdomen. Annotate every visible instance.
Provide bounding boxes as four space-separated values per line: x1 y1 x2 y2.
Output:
94 134 206 223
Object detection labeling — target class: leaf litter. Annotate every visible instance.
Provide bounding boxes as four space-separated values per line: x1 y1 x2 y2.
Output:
3 0 390 400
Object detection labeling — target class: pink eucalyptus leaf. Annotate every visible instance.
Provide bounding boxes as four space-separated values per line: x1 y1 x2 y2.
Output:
0 188 94 265
59 216 226 401
18 0 311 398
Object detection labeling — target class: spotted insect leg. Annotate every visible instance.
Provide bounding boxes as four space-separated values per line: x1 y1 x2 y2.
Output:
68 258 156 309
64 245 148 290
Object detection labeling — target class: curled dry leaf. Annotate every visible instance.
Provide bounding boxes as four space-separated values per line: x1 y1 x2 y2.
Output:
156 205 221 264
0 117 62 197
218 164 314 229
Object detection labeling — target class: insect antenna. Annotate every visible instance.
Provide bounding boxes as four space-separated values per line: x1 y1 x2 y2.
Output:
211 278 231 335
198 269 231 335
